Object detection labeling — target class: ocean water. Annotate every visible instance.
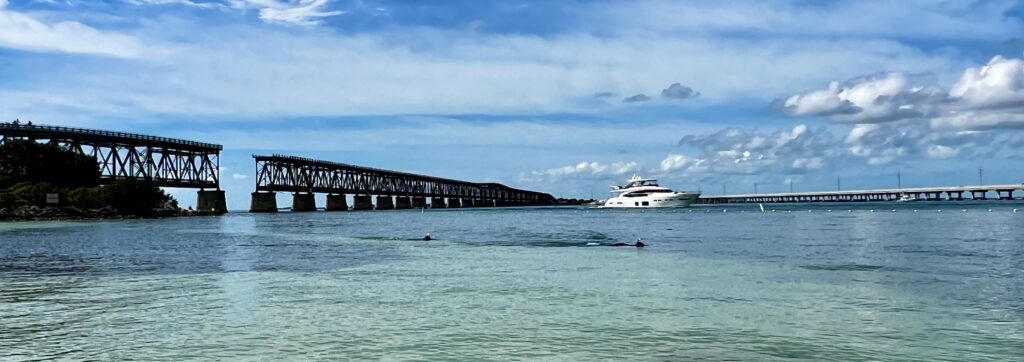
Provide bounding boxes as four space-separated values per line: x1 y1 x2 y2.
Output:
1 203 1022 361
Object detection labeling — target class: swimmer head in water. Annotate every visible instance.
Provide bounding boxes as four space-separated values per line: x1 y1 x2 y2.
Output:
423 233 432 241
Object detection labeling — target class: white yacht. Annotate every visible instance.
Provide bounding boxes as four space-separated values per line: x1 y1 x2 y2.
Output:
601 175 701 208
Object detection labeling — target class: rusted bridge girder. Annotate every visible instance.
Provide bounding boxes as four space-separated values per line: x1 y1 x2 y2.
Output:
1 123 222 189
1 122 226 213
252 154 555 211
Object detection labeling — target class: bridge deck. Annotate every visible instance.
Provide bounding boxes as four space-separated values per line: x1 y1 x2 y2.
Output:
700 184 1024 203
1 123 221 152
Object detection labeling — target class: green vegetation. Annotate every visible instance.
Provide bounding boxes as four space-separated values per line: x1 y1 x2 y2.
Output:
0 140 178 217
0 139 100 188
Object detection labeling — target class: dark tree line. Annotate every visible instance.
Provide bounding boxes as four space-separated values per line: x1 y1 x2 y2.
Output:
0 140 178 216
0 140 100 189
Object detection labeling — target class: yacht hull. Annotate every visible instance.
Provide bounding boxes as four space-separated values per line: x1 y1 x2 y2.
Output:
601 192 700 208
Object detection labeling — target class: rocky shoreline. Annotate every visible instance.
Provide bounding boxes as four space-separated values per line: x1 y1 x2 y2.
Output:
0 204 208 221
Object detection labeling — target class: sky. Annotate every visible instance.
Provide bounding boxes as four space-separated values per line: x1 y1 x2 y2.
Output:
0 0 1022 208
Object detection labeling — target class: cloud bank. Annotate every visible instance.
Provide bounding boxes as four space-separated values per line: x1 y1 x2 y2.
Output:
776 56 1024 129
0 0 146 58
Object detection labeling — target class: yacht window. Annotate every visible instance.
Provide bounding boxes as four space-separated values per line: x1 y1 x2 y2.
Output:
634 202 639 206
642 201 650 206
624 193 648 198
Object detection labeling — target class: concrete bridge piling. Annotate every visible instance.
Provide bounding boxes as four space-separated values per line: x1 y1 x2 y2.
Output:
353 195 373 210
395 196 413 209
250 192 278 212
292 193 317 211
431 197 447 208
197 190 227 214
376 196 395 210
326 194 348 211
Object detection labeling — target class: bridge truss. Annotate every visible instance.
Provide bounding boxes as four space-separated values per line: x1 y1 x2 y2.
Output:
253 154 554 205
0 123 221 189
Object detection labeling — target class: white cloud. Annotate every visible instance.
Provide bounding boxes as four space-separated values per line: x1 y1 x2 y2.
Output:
677 124 838 175
926 145 959 159
125 0 227 10
791 157 825 170
245 0 345 26
525 160 638 182
0 1 147 57
776 72 945 123
842 121 1004 163
231 172 248 180
659 154 688 172
778 56 1024 129
930 111 1024 130
0 16 968 119
949 56 1024 111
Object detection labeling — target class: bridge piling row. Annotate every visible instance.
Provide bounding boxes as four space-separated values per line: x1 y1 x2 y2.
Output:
700 186 1021 204
248 154 556 212
246 192 536 212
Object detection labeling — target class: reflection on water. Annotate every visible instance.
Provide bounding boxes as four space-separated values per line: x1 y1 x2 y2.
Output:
1 204 1023 360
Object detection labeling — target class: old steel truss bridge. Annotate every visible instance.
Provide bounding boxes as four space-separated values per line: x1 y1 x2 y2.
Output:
250 154 556 211
0 122 226 213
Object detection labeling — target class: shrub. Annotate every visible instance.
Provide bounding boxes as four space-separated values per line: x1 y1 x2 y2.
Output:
0 140 100 189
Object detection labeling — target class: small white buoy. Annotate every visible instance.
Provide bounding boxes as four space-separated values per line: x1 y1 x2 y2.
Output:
962 209 967 213
891 209 896 212
585 242 600 246
808 210 812 213
723 209 727 213
913 209 918 213
870 209 875 213
987 209 992 212
1014 209 1018 213
937 209 942 213
827 209 832 212
848 210 852 213
787 210 792 213
771 209 776 213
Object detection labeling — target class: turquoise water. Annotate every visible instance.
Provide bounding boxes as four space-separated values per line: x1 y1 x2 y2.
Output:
2 203 1022 360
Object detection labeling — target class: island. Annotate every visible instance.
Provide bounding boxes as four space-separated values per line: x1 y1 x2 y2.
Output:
0 139 189 221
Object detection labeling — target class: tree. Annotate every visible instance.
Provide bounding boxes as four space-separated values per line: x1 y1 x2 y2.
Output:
0 140 101 188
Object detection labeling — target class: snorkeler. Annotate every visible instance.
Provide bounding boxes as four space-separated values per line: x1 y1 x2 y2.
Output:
423 233 432 241
609 239 645 247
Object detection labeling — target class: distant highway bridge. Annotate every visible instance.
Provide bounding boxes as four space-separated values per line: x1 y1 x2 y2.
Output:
0 122 226 213
698 184 1024 204
250 154 556 211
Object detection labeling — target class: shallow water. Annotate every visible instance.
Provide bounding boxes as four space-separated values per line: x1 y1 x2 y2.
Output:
2 203 1022 361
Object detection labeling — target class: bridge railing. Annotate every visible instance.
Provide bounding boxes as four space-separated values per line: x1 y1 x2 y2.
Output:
0 122 222 151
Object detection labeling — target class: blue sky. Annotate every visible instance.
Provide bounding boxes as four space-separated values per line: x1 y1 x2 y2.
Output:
1 0 1022 208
